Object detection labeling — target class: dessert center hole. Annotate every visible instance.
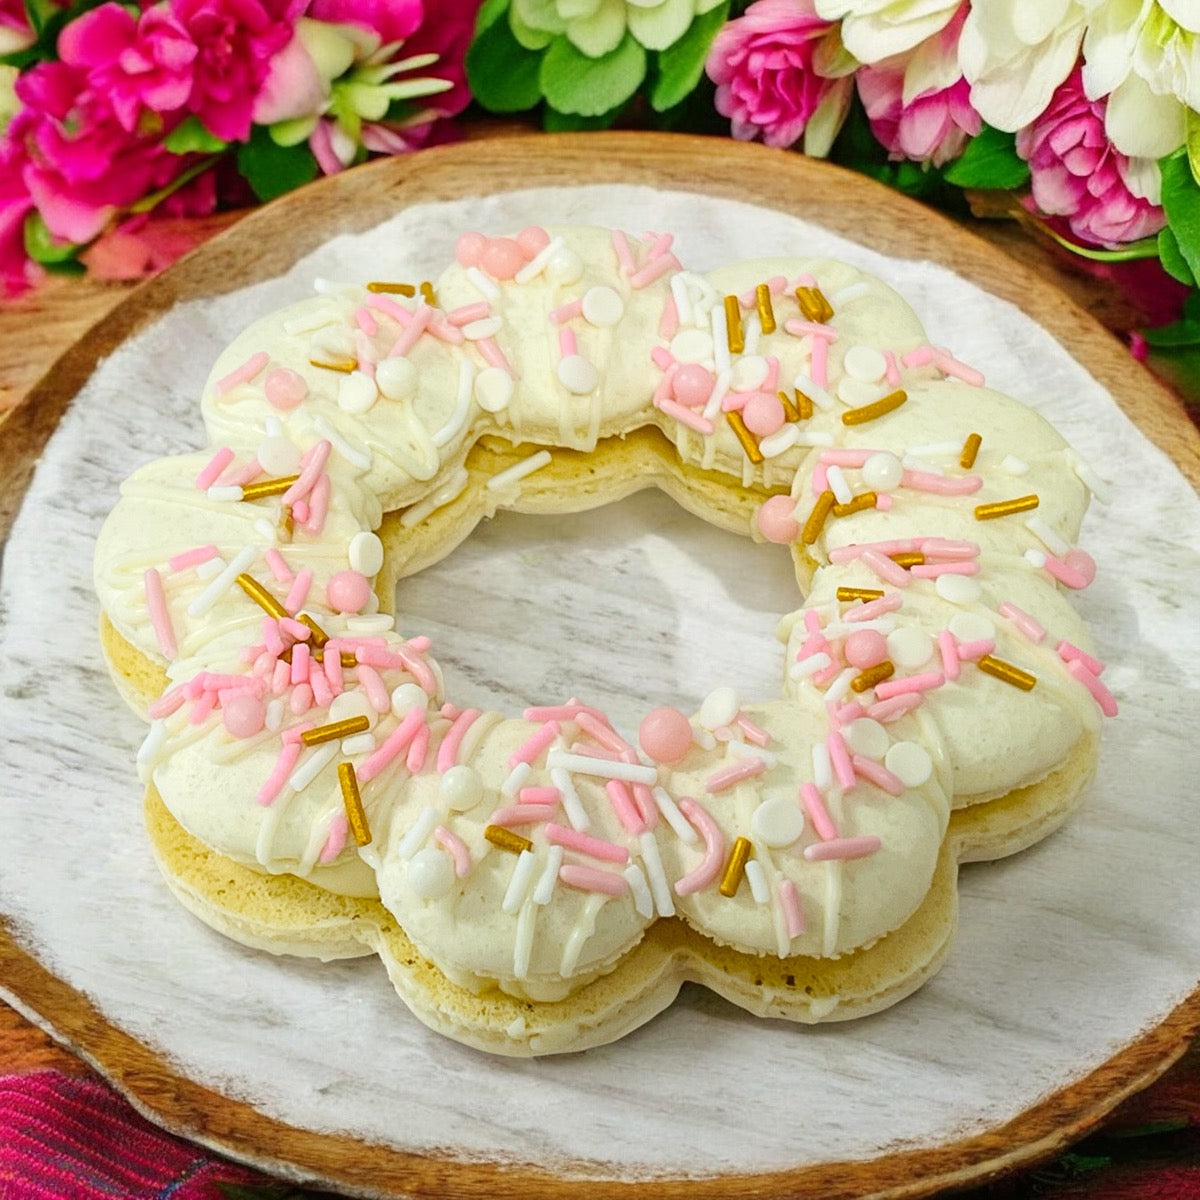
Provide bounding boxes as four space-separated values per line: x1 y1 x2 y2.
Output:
394 488 800 737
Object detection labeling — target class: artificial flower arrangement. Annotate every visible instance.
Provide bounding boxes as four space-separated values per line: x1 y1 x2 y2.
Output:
2 0 1198 363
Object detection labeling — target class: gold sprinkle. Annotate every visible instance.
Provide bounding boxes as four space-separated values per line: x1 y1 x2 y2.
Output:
795 286 833 324
841 389 907 426
719 836 753 898
279 507 294 541
977 654 1037 691
755 284 776 335
366 281 416 296
793 388 814 420
308 356 356 374
301 716 371 746
836 586 885 602
889 551 925 569
338 761 372 846
298 613 329 648
235 573 289 621
239 474 299 502
802 490 836 546
724 294 744 355
960 432 982 470
975 494 1039 520
340 651 359 669
419 280 436 306
851 661 895 693
832 491 878 518
485 824 533 854
777 390 801 423
726 410 764 464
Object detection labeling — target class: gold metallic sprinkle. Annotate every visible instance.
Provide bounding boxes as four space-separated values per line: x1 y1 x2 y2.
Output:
851 661 895 693
755 284 776 335
366 281 416 296
340 651 359 669
719 836 753 898
722 295 743 356
485 824 533 854
777 390 801 423
338 761 372 846
235 573 289 621
725 410 764 464
960 432 982 470
298 613 329 648
419 280 436 306
841 389 907 426
889 551 925 568
832 491 878 518
795 286 833 324
802 490 836 545
301 716 371 746
793 388 814 420
837 586 885 602
308 356 356 374
239 474 299 502
977 654 1037 691
975 494 1039 520
280 507 294 540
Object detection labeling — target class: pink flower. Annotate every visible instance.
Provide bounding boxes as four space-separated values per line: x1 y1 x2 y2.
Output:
1016 67 1166 248
0 138 42 297
706 0 851 153
0 0 39 52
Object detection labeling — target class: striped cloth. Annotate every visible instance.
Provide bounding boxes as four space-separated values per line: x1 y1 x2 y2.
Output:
0 1071 264 1199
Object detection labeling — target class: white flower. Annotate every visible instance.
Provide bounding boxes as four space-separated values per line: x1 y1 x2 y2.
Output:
512 0 724 57
813 0 962 63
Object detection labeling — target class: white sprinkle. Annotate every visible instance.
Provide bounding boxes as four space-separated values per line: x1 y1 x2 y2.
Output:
187 545 257 617
703 367 732 421
137 720 168 769
670 273 693 326
547 750 658 784
556 355 598 394
795 430 836 447
790 651 832 680
465 266 499 300
340 732 376 756
532 844 564 905
907 441 959 458
346 613 395 634
514 235 564 284
550 766 589 831
691 725 717 751
252 518 277 541
502 849 538 914
711 303 731 374
348 531 384 576
824 667 858 706
623 863 654 919
1000 453 1030 475
475 366 514 413
829 282 870 307
837 377 884 409
744 858 770 904
935 573 983 604
638 831 675 918
313 415 372 471
651 785 697 844
395 804 438 861
512 900 536 979
501 761 532 799
486 449 552 492
206 485 243 502
433 361 475 448
582 285 623 327
843 345 887 383
265 697 285 731
743 312 762 357
812 742 832 791
264 415 283 438
727 740 777 768
338 370 378 414
462 316 502 340
1025 515 1070 557
794 372 834 409
1070 453 1111 503
288 741 337 793
283 305 339 335
400 466 469 528
1025 547 1048 569
826 464 853 505
759 424 800 458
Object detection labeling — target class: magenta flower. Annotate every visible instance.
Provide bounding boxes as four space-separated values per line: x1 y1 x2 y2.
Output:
0 0 41 52
706 0 852 153
0 139 42 296
1016 67 1165 248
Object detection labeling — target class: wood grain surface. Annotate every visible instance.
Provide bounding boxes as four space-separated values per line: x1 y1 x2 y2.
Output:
1 130 1198 1199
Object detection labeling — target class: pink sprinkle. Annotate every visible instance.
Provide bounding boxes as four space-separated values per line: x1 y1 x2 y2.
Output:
520 786 561 806
282 721 315 744
873 671 945 700
1066 660 1119 717
674 797 726 896
389 303 432 357
659 294 679 340
476 337 515 376
310 666 332 709
188 693 216 724
169 545 219 572
322 645 344 694
352 664 390 714
779 881 805 938
719 391 748 412
834 701 868 725
426 316 464 345
509 720 560 769
659 398 714 434
304 473 330 536
612 230 635 275
956 639 995 661
826 730 856 791
524 701 608 724
800 782 838 840
290 642 310 685
1057 640 1105 676
736 714 771 747
147 686 186 719
643 231 674 260
447 302 491 326
257 741 302 805
820 449 876 468
919 538 979 560
550 299 583 325
606 779 645 834
938 630 961 681
844 593 904 622
867 694 924 723
262 548 292 584
215 350 269 396
559 864 628 896
266 658 289 693
650 346 675 371
901 470 982 496
395 642 437 693
876 494 894 511
573 711 628 754
278 617 310 641
545 822 629 864
1040 552 1092 590
705 757 767 794
285 570 312 615
357 708 425 783
902 345 934 368
653 362 678 406
828 539 918 564
933 348 985 386
489 804 553 827
998 601 1046 644
195 447 235 491
319 814 349 864
559 327 577 358
811 336 829 390
784 320 838 340
883 349 901 386
861 549 912 588
811 463 829 496
143 568 177 659
435 826 471 877
435 707 480 772
289 684 313 714
910 561 980 578
292 500 310 524
354 307 378 337
631 782 659 830
804 836 882 861
630 254 679 290
353 331 376 378
804 611 824 634
852 754 905 796
262 618 285 658
405 724 430 773
282 440 331 506
365 293 410 323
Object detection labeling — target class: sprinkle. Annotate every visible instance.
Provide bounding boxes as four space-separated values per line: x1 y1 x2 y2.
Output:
795 286 833 324
938 630 961 681
367 281 415 296
932 348 984 386
755 284 776 334
718 836 753 897
850 661 895 693
419 281 436 306
1058 639 1105 676
485 824 531 855
187 545 257 617
867 694 923 723
256 741 302 806
873 671 944 700
545 823 629 864
532 844 564 905
977 654 1037 690
196 448 235 490
143 568 177 659
431 827 469 879
998 601 1046 644
844 594 903 622
436 708 480 772
301 716 370 747
546 750 658 785
289 741 337 792
804 836 881 861
826 730 856 790
725 410 764 463
1066 659 1119 717
501 761 532 799
902 470 982 496
168 545 219 573
623 863 654 919
606 779 645 833
543 767 585 832
801 490 836 545
281 440 331 507
559 864 628 896
394 805 438 862
800 783 838 840
902 345 934 368
490 804 555 827
975 494 1039 520
832 491 879 518
611 229 635 275
841 389 907 426
861 549 912 588
723 295 744 355
660 397 715 434
674 797 726 896
960 433 982 469
1038 552 1093 590
215 351 268 395
502 849 539 914
630 254 679 290
332 761 370 846
651 785 696 843
486 449 553 492
356 708 424 783
509 720 561 768
779 880 805 937
638 831 675 917
835 588 884 606
206 485 243 503
852 754 905 795
956 639 994 661
235 573 289 621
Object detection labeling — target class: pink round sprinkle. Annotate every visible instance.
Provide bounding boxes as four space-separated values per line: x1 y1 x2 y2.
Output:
264 368 307 410
756 495 799 544
672 363 715 408
455 231 487 267
742 392 785 437
517 226 550 258
639 706 693 763
845 629 888 669
1064 548 1097 587
481 237 525 281
326 569 372 614
223 692 266 738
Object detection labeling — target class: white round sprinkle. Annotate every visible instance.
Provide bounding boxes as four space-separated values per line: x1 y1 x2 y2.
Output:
546 247 583 284
462 316 503 340
329 690 377 729
256 435 301 476
948 612 995 643
475 366 514 413
338 370 378 414
407 847 455 899
843 345 888 383
440 764 483 811
581 286 623 327
751 797 805 849
730 355 769 392
348 531 384 577
837 377 884 407
887 627 934 669
843 717 890 760
557 355 598 394
699 686 739 731
862 451 904 492
376 356 417 402
671 329 714 363
885 741 932 787
390 683 428 717
936 574 983 605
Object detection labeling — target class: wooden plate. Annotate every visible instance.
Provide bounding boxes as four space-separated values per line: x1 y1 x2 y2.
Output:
1 132 1198 1199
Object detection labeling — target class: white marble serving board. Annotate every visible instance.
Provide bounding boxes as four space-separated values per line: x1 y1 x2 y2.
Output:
1 185 1198 1183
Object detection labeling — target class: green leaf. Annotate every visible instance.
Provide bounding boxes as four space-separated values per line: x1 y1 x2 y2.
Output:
474 0 511 35
542 103 625 131
1160 149 1200 284
649 0 728 113
540 33 646 117
465 9 544 112
943 124 1030 190
22 211 80 264
235 128 318 203
1159 225 1195 285
1140 316 1200 347
163 115 228 155
1188 108 1200 188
